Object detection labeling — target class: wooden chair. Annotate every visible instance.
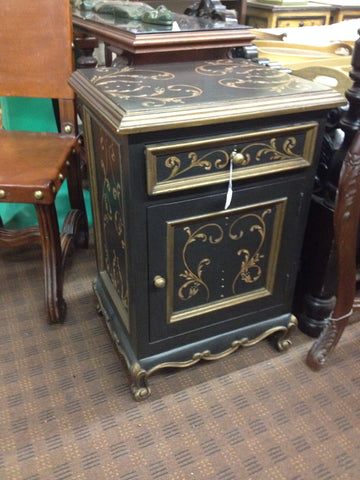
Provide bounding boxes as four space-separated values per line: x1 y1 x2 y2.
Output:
0 0 88 323
306 129 360 370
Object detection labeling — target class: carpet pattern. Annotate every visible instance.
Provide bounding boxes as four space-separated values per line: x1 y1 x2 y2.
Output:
1 239 360 479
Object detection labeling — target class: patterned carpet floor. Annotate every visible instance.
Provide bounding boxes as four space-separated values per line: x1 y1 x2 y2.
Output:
1 238 360 480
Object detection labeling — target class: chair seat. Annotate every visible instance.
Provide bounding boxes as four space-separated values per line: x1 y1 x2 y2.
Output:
0 0 89 324
0 130 77 204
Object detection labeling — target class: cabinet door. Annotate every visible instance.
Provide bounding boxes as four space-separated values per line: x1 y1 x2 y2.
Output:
147 175 308 344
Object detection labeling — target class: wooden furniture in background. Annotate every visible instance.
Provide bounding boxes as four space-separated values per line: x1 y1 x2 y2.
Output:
145 0 247 24
74 33 99 69
296 33 360 337
0 0 88 323
306 128 360 370
252 39 353 93
246 1 333 28
72 6 254 67
223 0 247 24
312 0 360 24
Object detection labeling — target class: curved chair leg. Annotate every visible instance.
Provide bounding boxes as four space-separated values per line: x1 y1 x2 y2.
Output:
66 148 89 249
61 209 89 271
36 203 67 324
307 130 360 370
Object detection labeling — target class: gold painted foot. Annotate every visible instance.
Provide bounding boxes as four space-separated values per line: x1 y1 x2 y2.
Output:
274 315 298 351
130 364 151 401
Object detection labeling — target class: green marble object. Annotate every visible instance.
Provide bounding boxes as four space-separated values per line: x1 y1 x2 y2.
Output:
73 0 174 26
96 1 153 18
140 5 174 26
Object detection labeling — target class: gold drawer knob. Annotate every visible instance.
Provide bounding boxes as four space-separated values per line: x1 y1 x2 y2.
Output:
153 275 166 289
231 151 245 166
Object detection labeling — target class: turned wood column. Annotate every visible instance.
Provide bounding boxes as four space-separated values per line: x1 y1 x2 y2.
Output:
73 33 98 69
297 32 360 337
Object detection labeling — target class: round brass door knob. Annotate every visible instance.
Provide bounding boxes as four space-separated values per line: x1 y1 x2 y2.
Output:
153 275 166 289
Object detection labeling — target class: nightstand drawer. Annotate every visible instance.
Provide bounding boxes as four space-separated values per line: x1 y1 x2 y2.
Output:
146 122 318 195
246 1 332 28
277 17 327 28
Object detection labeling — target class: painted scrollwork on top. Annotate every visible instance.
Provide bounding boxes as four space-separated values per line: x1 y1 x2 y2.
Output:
90 67 203 107
84 57 331 119
195 59 313 93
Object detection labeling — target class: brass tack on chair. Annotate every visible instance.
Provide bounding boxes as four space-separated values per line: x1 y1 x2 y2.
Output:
59 173 65 181
0 189 6 199
64 124 72 134
34 190 44 200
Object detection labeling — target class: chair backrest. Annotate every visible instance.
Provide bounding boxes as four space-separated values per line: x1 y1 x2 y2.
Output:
0 0 74 101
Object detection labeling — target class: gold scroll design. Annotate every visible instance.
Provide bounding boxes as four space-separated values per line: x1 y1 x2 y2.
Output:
163 137 298 181
178 209 270 303
165 148 228 180
90 67 203 107
230 209 270 293
100 133 129 309
194 59 313 93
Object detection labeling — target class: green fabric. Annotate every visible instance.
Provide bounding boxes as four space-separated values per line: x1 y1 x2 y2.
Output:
0 97 92 228
1 97 58 132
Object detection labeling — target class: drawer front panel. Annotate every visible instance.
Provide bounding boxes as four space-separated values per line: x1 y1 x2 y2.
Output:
146 122 317 195
277 17 327 28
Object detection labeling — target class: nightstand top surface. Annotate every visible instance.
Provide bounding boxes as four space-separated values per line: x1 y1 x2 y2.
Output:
70 58 345 132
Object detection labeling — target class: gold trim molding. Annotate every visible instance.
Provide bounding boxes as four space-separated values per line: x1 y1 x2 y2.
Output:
131 315 297 400
98 306 298 400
